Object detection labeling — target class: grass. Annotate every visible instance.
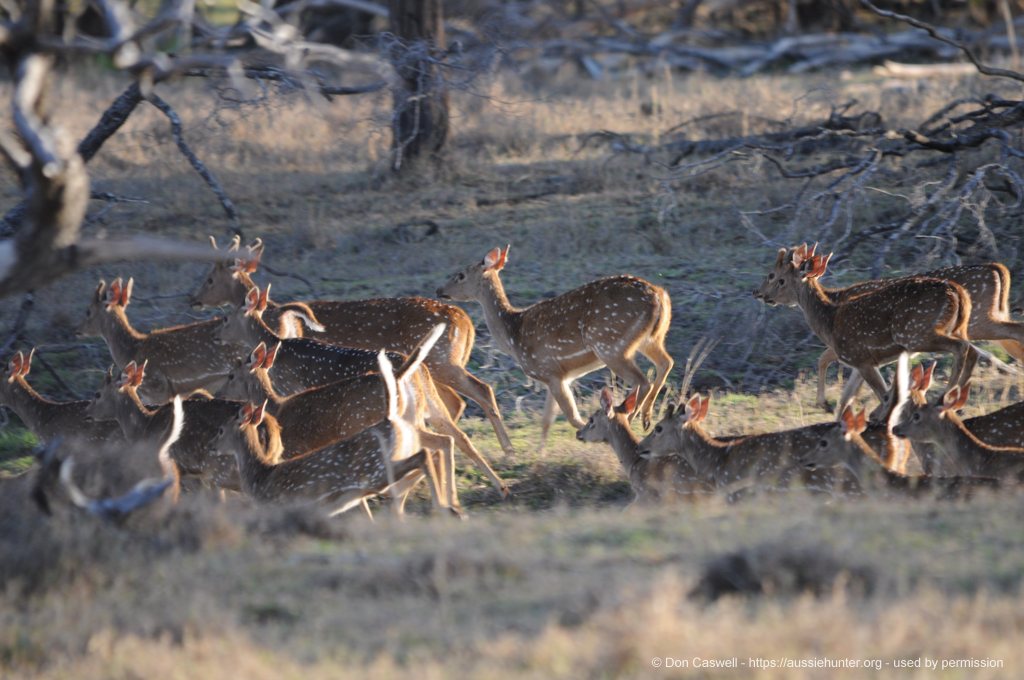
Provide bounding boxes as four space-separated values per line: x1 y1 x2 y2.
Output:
2 62 1024 676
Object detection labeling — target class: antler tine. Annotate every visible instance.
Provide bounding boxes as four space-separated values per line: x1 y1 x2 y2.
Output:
677 336 719 404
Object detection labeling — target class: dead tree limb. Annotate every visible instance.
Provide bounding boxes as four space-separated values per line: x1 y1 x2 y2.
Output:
146 93 241 231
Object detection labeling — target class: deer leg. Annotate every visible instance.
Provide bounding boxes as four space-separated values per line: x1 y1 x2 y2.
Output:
851 365 889 423
417 430 460 507
816 347 838 412
434 366 515 457
387 470 428 518
328 491 378 517
433 382 467 422
424 412 507 499
539 388 558 452
638 341 674 430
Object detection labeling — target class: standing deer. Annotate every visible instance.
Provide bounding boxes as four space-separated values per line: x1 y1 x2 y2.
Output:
0 349 123 446
77 278 236 404
191 236 516 457
576 387 709 502
892 381 1024 479
757 247 977 420
755 243 1015 412
636 393 846 494
209 350 461 518
437 245 673 448
217 338 510 497
86 361 245 491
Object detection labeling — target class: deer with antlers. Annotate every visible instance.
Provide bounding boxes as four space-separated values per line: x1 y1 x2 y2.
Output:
217 333 509 497
209 348 461 518
757 245 977 420
755 243 1016 413
86 360 246 491
437 245 673 449
191 236 516 457
636 393 849 495
77 278 238 404
576 387 709 502
891 362 1024 479
0 350 124 446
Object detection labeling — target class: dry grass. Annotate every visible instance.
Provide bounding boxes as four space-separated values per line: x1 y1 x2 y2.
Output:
2 63 1024 676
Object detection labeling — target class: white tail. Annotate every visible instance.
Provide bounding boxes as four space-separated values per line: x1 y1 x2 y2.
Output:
437 244 674 448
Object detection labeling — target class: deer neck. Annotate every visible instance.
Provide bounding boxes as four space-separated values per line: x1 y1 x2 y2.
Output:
254 369 285 406
233 425 278 492
115 388 161 440
101 308 145 367
604 415 643 474
0 378 57 432
684 426 729 481
475 274 523 357
795 279 839 348
246 313 280 347
232 272 259 306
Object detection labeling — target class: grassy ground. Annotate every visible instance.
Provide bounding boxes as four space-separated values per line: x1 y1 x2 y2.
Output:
2 63 1024 677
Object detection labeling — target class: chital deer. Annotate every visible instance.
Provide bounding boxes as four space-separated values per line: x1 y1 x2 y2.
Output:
217 337 510 497
637 393 848 494
0 350 123 446
756 243 1017 413
191 236 516 457
209 350 461 518
576 387 709 502
217 285 409 395
437 245 674 447
892 379 1024 479
757 247 977 420
796 404 999 499
59 395 184 520
77 278 236 404
86 360 245 491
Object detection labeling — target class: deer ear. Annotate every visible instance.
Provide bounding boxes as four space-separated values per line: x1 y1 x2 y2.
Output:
775 248 787 267
791 243 808 267
240 258 259 274
106 278 123 309
20 348 33 377
599 387 614 415
239 403 254 428
250 342 267 370
251 399 267 427
8 352 23 383
121 277 134 307
258 284 270 312
808 242 818 258
840 405 854 432
685 394 702 419
482 247 504 271
910 364 923 390
133 359 147 387
943 382 970 413
698 394 711 422
265 341 281 369
621 386 640 415
244 287 260 312
921 362 936 392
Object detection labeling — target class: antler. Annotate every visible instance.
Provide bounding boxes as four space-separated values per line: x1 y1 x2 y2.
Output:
677 336 718 405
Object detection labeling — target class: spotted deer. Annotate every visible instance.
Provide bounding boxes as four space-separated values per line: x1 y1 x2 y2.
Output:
217 334 509 497
0 350 123 446
893 382 1024 479
796 404 999 498
209 350 461 518
758 248 978 420
191 236 516 457
437 245 674 448
86 360 246 491
636 393 847 494
756 243 1013 413
77 278 236 404
216 285 413 396
576 387 709 502
892 363 1024 479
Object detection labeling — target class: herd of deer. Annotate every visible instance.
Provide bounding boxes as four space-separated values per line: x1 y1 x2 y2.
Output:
5 237 1024 519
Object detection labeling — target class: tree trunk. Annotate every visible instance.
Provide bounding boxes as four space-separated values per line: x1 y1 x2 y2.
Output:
388 0 449 172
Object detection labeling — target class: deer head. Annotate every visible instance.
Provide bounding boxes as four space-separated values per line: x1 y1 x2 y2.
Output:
576 387 639 443
436 244 511 301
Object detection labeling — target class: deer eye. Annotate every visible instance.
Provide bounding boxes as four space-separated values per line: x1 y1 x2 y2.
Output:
218 427 224 436
778 279 785 286
94 391 101 399
655 425 663 434
818 439 828 448
768 273 775 280
913 412 921 422
456 273 465 281
207 277 213 284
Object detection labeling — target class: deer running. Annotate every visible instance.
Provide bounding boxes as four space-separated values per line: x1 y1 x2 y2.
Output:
191 236 516 456
757 247 977 420
756 243 1024 412
437 245 673 447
